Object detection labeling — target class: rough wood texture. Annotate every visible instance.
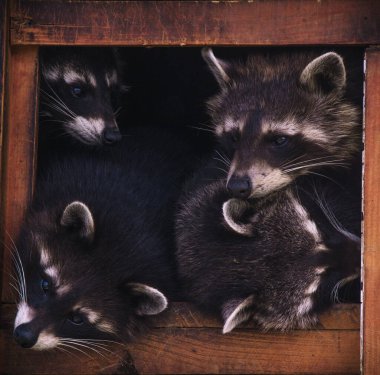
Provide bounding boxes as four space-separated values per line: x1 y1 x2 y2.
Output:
10 0 380 46
0 0 9 305
362 47 380 375
1 303 360 374
1 46 39 303
0 2 8 371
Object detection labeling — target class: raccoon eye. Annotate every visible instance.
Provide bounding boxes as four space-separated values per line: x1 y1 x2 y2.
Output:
70 85 84 98
68 313 84 325
272 136 289 147
40 279 50 293
230 132 240 144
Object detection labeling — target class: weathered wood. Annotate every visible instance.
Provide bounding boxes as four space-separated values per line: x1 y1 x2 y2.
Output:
1 46 39 303
362 47 380 375
154 302 360 330
0 3 9 373
10 0 380 46
0 0 9 304
1 303 360 374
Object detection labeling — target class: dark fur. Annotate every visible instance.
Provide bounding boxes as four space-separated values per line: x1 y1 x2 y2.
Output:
39 47 125 148
176 161 360 331
175 50 362 331
203 49 361 198
14 128 194 349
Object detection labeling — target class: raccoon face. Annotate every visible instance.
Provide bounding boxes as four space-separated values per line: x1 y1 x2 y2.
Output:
40 47 126 146
13 201 167 350
203 48 360 198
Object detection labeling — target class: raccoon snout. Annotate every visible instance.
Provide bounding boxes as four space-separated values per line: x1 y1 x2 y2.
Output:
227 176 252 199
13 324 38 348
102 127 122 145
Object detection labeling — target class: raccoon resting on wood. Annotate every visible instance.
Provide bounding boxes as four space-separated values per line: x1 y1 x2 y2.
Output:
175 49 361 332
12 129 194 350
175 162 360 333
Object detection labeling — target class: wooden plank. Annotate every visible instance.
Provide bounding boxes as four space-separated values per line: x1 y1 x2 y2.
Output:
154 302 360 330
1 46 39 303
1 303 360 374
0 2 9 373
362 47 380 375
10 0 380 46
0 0 9 301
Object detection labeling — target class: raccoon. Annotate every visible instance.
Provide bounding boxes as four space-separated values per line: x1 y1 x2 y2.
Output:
39 47 127 147
12 129 193 350
174 49 361 332
202 48 361 199
175 162 360 333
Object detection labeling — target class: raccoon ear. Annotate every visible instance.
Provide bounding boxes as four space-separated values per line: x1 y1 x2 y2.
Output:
222 199 255 236
222 296 255 334
300 52 346 95
60 201 95 242
125 283 168 316
202 47 231 86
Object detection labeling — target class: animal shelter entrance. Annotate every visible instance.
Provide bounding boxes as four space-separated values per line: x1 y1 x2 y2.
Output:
1 1 380 374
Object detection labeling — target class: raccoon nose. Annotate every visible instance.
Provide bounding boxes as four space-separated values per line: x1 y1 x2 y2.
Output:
102 128 122 144
13 324 38 348
227 176 252 199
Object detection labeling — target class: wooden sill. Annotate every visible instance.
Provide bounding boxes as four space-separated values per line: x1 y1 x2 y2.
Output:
10 0 380 46
1 302 360 374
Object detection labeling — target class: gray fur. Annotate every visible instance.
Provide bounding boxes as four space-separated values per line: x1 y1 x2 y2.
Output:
203 49 361 197
176 178 360 332
175 49 361 333
60 201 94 242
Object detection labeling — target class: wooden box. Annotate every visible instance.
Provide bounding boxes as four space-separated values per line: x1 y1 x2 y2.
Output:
1 1 380 374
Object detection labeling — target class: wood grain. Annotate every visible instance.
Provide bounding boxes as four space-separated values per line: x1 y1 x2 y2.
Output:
0 2 9 373
10 0 380 46
1 46 39 303
1 303 360 374
154 302 360 330
0 0 9 296
362 47 380 375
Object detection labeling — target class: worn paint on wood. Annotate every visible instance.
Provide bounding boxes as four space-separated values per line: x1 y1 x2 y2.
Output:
10 0 380 46
362 47 380 375
1 302 360 374
1 46 39 303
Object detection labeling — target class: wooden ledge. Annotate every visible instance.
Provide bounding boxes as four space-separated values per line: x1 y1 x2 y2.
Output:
1 302 360 374
10 0 380 46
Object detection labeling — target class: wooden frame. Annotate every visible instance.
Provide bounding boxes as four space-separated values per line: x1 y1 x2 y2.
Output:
1 1 380 374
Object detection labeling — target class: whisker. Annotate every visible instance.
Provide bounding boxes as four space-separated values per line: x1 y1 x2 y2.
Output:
279 154 307 168
281 155 338 169
41 101 77 121
60 340 108 359
5 234 26 302
215 150 231 166
57 342 94 359
55 345 81 360
187 125 215 134
213 157 230 168
41 80 77 118
284 160 349 173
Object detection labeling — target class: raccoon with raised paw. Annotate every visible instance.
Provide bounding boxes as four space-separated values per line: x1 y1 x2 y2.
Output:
175 49 361 332
12 130 193 350
176 176 360 333
39 47 126 148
